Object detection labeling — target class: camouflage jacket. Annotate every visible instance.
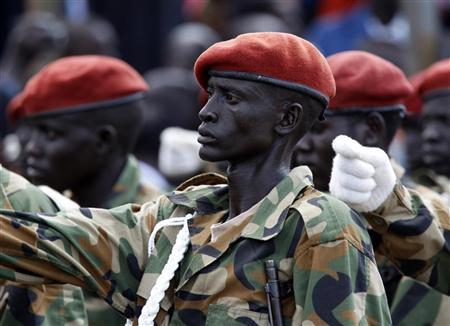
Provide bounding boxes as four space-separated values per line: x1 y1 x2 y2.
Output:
0 166 88 326
412 169 450 206
104 155 161 207
85 155 161 326
0 166 391 325
379 162 450 325
0 155 161 326
363 181 450 296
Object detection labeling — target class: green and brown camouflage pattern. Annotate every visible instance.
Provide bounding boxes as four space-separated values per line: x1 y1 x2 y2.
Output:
390 276 450 325
412 169 450 206
83 154 161 326
104 155 161 208
0 165 88 325
0 166 391 325
364 181 450 297
375 163 450 325
371 162 450 324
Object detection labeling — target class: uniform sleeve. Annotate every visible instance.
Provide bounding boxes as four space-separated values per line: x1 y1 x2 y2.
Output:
292 238 391 325
363 183 450 295
0 165 58 212
0 202 159 317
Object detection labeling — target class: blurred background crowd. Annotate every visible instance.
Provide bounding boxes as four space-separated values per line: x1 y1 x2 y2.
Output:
0 0 449 189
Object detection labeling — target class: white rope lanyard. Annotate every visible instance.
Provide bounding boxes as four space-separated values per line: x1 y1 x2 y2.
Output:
126 213 194 326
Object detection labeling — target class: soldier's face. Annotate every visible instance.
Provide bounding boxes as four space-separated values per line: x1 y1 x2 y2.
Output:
292 116 350 191
22 115 100 191
422 96 450 177
197 77 278 163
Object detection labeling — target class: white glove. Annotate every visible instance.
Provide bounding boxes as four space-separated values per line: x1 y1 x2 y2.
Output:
329 135 397 212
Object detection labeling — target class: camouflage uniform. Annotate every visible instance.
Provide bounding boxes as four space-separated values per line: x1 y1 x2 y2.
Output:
0 166 391 325
413 169 450 206
0 166 89 325
0 155 161 326
378 163 450 325
104 155 161 208
84 154 161 326
363 181 450 297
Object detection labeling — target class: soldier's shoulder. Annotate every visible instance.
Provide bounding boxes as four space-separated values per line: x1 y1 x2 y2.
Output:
291 186 372 256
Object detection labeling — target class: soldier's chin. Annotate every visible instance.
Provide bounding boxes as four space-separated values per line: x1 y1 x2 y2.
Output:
199 146 222 162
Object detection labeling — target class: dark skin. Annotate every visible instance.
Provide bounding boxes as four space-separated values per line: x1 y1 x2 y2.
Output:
293 112 391 191
402 118 424 173
22 113 127 207
422 96 450 177
198 76 308 219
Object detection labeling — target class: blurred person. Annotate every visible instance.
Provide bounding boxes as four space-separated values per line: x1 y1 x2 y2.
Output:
305 0 412 72
65 15 120 57
0 32 393 325
163 22 221 71
136 67 202 189
5 55 161 326
293 51 450 324
402 72 426 176
224 12 292 39
0 11 69 137
414 58 450 205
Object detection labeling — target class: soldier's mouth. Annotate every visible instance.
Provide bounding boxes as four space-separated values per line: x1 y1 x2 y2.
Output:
197 135 217 144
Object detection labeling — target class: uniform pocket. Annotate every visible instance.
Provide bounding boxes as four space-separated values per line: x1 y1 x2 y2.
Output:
205 304 269 325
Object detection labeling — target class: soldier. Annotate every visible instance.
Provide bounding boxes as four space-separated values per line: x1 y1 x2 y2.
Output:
293 51 449 324
0 32 391 325
3 55 161 325
414 58 450 205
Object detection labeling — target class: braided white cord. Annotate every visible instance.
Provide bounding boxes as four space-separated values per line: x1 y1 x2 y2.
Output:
125 213 193 326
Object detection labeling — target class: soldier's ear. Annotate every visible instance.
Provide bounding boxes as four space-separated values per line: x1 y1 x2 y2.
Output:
95 125 117 155
275 102 303 136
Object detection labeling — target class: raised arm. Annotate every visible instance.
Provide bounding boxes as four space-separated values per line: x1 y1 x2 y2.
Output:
330 135 450 295
0 202 158 318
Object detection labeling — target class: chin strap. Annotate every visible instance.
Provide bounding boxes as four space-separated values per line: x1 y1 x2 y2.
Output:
125 213 194 326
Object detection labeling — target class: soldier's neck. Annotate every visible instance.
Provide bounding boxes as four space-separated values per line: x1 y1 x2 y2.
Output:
226 149 291 220
71 155 127 208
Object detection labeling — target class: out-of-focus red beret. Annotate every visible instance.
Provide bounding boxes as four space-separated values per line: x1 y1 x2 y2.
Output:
194 32 335 107
7 55 148 122
404 72 424 117
416 58 450 100
327 51 412 111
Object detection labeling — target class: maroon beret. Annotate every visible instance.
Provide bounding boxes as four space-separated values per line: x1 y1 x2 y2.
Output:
194 32 335 106
416 58 450 100
7 55 148 122
327 51 412 111
404 72 424 117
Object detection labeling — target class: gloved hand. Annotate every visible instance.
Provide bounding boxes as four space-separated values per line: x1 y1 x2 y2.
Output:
329 135 397 212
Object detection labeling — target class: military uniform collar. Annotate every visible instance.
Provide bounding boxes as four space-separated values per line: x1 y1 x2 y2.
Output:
167 166 313 241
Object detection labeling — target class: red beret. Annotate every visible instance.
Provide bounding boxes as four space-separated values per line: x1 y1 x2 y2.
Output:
416 58 450 100
194 32 335 106
7 55 148 122
404 72 424 117
327 51 412 111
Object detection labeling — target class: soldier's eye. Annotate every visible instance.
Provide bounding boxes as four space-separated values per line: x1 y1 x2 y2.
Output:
206 87 214 99
46 129 58 140
225 92 240 105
